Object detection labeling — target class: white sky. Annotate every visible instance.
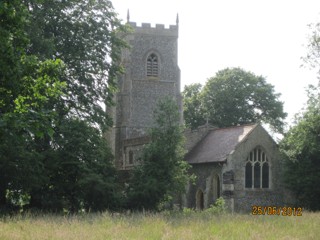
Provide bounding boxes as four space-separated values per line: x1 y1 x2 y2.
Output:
112 0 320 127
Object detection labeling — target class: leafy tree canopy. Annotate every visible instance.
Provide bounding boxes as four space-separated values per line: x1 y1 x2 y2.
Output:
22 0 127 212
280 84 320 211
280 20 320 211
0 0 127 213
28 118 119 212
182 83 206 130
24 0 128 130
183 68 287 132
0 0 66 210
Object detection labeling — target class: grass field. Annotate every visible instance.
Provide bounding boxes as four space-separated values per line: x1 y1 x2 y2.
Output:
0 211 319 240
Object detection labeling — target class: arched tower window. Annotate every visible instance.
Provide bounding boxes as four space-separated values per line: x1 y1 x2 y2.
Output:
245 147 270 189
146 53 159 77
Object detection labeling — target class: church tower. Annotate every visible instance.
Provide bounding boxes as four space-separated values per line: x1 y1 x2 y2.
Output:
109 13 182 170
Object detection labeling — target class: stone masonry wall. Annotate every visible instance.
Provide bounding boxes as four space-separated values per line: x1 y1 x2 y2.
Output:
130 80 176 137
186 163 222 209
224 125 286 212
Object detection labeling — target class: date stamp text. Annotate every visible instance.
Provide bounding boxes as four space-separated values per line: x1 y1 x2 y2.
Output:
252 206 302 216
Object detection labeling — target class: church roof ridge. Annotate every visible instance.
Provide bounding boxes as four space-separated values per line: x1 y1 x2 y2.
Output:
209 123 258 132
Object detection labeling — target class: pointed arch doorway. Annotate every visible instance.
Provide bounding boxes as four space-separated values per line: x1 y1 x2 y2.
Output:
196 189 204 210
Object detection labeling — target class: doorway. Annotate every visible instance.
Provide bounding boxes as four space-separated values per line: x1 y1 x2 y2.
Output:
196 189 204 210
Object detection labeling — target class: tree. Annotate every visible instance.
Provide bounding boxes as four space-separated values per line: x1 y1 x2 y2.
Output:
280 84 320 211
303 22 320 77
0 0 66 210
28 118 119 212
183 68 287 132
280 21 320 211
182 83 206 129
0 0 127 212
127 98 191 210
20 0 127 212
24 0 128 130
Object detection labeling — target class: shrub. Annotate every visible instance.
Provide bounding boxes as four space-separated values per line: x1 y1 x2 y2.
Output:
205 197 226 215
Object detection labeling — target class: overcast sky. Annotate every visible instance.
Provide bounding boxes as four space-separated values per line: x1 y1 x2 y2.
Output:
112 0 320 127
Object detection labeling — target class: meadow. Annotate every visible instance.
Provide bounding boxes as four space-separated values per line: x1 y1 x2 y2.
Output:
0 211 319 240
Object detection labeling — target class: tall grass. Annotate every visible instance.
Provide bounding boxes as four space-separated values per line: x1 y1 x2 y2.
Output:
0 211 319 240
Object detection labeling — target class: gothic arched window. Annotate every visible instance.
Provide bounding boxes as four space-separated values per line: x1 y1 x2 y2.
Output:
245 147 269 189
212 175 220 201
146 53 159 77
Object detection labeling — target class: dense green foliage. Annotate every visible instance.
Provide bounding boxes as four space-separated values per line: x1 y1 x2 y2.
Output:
127 98 192 210
0 0 66 210
182 83 207 129
0 0 126 213
28 119 120 212
24 0 127 129
280 85 320 211
281 21 320 211
183 68 287 132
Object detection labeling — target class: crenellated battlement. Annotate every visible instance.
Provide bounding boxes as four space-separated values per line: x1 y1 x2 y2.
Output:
126 10 179 37
128 22 177 30
128 21 178 36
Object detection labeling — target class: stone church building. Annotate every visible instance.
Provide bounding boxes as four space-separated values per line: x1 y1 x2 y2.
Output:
107 14 286 212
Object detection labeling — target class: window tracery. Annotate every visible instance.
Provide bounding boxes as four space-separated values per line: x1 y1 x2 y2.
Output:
245 147 269 189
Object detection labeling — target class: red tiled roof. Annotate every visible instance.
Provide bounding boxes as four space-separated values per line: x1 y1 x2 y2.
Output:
186 124 257 164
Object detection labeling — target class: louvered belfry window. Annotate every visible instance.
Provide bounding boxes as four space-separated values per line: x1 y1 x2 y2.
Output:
147 53 158 77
